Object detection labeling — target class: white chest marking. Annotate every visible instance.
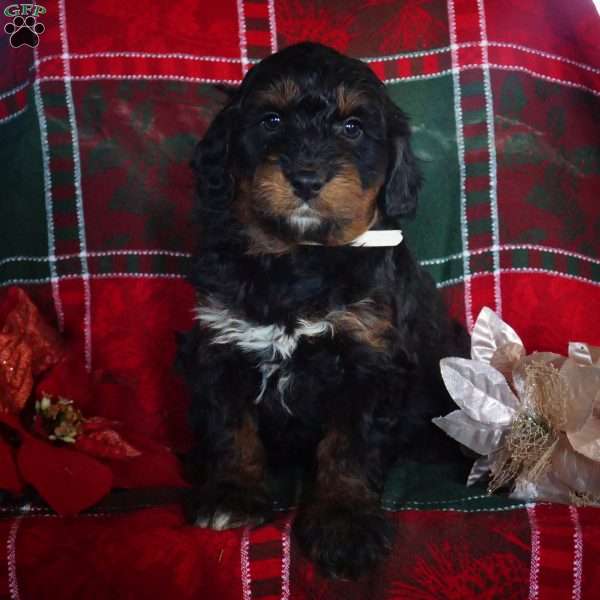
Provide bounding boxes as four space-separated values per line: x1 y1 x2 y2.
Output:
195 302 334 413
195 303 333 360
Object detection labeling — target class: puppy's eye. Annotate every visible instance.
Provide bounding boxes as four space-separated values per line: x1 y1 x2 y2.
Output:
261 113 282 131
342 117 363 139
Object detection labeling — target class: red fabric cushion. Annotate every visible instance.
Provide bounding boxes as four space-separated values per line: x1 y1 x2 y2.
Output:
1 0 599 597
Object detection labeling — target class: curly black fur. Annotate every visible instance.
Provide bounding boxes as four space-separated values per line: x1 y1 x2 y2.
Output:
178 42 468 579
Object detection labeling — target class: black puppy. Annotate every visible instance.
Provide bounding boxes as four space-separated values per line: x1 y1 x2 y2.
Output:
178 42 467 579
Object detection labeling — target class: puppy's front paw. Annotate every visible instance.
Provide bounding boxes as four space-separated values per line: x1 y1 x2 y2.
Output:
293 502 395 580
185 482 273 530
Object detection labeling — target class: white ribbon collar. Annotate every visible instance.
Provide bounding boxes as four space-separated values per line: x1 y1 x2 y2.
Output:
299 229 403 248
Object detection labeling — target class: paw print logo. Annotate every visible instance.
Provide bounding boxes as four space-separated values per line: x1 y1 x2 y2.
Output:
5 15 45 48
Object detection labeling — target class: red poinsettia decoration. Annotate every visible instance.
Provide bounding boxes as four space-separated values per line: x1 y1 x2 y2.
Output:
0 287 187 516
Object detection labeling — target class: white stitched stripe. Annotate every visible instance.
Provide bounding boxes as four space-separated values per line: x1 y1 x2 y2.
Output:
527 504 540 600
363 45 454 62
0 80 30 100
383 503 531 513
7 517 22 600
35 52 259 65
486 64 600 98
384 68 455 84
33 67 600 95
281 519 292 600
470 268 600 287
437 268 600 289
90 272 187 279
36 74 243 85
3 245 597 269
236 0 249 75
421 244 600 266
447 0 473 330
32 47 65 331
496 244 600 264
0 274 187 287
436 275 468 289
0 249 192 267
31 45 600 76
402 494 490 505
241 527 252 600
1 269 598 292
421 252 466 266
59 0 93 371
267 0 278 54
489 42 600 75
367 41 600 75
569 506 583 600
477 0 502 317
0 105 28 125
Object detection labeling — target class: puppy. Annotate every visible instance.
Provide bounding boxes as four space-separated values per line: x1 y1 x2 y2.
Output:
178 42 468 579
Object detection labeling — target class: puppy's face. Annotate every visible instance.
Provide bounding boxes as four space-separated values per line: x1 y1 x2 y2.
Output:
234 72 389 248
194 43 420 253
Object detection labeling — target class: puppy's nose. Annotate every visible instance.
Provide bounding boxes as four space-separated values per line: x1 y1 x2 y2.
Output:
290 170 324 200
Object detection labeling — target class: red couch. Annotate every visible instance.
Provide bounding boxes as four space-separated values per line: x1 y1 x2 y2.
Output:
1 0 599 597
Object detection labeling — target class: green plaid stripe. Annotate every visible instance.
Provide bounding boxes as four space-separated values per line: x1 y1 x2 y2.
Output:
0 87 50 270
1 252 597 292
40 81 82 259
501 246 600 281
263 460 523 513
0 259 50 285
420 255 465 287
425 247 600 288
0 252 192 283
88 251 191 277
460 69 495 253
388 75 464 281
382 462 525 512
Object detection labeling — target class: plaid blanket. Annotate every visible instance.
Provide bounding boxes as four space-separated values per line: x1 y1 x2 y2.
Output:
1 0 600 598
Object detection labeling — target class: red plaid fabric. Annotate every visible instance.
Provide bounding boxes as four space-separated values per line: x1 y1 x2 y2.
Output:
1 0 600 598
1 503 599 598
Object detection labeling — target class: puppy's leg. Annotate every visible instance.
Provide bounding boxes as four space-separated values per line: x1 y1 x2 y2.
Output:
186 412 273 530
293 427 394 580
179 328 273 529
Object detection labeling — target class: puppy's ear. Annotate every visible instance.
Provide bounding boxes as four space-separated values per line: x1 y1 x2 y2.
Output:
191 96 240 212
381 103 422 220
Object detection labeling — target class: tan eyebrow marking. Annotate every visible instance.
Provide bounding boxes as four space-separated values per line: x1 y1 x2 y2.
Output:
336 83 368 117
255 78 300 108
